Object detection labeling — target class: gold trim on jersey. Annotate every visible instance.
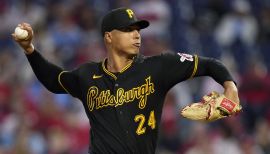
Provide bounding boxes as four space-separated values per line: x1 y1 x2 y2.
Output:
190 55 198 78
86 76 155 111
102 59 117 80
58 71 71 94
120 61 132 73
102 58 133 80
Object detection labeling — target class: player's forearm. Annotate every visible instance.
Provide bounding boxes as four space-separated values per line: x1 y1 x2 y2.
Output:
26 49 65 93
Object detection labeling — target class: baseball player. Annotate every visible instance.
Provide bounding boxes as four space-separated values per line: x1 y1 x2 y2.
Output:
12 7 240 154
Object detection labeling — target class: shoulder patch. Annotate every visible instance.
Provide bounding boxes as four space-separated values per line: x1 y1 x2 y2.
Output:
177 53 194 62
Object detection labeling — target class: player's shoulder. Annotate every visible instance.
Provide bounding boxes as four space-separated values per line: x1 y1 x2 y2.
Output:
155 51 195 60
71 61 101 73
133 51 173 67
79 61 101 68
141 51 196 66
142 51 178 61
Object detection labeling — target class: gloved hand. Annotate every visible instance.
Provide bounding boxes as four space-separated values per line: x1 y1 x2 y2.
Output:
180 91 242 122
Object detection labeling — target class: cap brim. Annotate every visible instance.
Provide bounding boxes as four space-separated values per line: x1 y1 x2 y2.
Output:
130 20 149 29
113 20 150 32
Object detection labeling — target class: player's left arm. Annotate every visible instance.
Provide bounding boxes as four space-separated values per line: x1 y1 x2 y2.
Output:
195 57 239 104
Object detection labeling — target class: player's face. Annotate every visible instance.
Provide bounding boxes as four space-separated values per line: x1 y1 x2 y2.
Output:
109 25 141 56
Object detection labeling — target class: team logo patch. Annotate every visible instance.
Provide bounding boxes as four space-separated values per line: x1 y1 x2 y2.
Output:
177 53 193 62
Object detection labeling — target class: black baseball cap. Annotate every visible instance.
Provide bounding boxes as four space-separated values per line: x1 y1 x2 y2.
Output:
101 7 150 36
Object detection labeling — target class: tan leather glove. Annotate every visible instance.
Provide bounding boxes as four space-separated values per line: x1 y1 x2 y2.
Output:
181 91 242 122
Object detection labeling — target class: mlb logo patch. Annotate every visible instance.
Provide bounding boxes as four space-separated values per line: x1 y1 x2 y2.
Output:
177 53 193 62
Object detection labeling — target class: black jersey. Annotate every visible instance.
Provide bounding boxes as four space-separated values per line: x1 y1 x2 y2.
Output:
58 52 196 154
26 50 233 154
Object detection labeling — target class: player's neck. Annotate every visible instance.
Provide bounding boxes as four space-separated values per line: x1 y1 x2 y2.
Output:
106 53 134 73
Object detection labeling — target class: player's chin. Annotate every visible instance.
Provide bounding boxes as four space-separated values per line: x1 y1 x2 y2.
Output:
129 48 140 54
127 49 139 58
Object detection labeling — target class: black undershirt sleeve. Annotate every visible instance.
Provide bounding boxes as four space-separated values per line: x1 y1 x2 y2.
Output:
195 56 235 85
26 50 69 94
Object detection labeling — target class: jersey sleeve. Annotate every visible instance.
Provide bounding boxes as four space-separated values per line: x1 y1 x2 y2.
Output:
158 52 235 91
195 56 235 85
159 52 198 90
26 50 80 98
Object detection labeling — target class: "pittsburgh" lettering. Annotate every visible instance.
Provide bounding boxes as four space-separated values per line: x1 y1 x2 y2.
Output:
86 76 155 111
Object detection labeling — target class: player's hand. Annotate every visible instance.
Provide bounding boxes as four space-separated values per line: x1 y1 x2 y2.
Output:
12 22 34 54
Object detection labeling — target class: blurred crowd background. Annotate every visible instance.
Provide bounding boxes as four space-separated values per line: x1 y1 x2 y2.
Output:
1 0 270 153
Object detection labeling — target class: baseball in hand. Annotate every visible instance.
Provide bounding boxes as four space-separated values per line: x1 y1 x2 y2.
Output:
14 27 29 40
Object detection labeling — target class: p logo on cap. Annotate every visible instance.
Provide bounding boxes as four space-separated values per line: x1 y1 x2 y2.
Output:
126 9 134 18
101 7 149 36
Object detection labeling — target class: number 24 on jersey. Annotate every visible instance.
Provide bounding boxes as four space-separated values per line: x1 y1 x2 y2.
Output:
134 110 156 135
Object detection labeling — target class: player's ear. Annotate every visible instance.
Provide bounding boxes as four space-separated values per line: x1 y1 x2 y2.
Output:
104 32 112 43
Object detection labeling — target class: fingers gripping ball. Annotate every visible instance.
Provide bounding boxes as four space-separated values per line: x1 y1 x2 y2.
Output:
14 27 29 40
180 91 242 122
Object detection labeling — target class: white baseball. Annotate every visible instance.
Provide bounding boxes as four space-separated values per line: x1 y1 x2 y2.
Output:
14 27 29 40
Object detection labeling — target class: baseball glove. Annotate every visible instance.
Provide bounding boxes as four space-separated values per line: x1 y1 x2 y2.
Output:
180 91 242 122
